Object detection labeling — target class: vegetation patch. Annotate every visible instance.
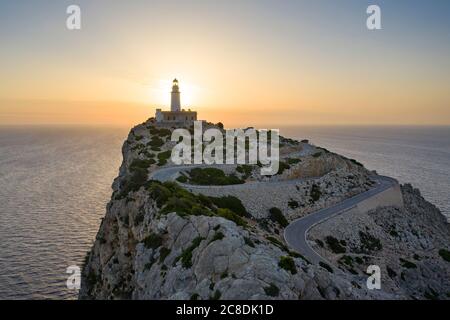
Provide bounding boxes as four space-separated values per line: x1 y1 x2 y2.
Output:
244 237 255 248
359 231 382 252
209 231 225 244
288 199 299 209
157 150 172 166
267 236 288 252
310 184 322 202
439 249 450 262
288 251 310 264
338 255 354 267
148 136 165 149
209 195 249 217
319 261 334 273
217 208 247 227
186 168 244 185
210 290 221 300
159 247 171 263
143 233 163 250
147 181 249 226
180 237 205 268
236 164 253 179
278 256 297 274
312 152 322 158
269 207 289 228
176 174 188 183
400 258 417 269
264 283 280 297
386 266 397 278
286 158 301 165
190 293 200 300
276 161 291 175
325 236 346 254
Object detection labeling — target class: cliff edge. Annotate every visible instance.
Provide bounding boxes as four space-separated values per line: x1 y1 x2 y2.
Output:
79 119 450 300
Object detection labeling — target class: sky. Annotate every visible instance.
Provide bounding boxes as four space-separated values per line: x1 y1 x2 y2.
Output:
0 0 449 127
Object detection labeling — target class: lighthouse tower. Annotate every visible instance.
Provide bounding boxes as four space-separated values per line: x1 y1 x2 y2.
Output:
155 78 197 123
170 78 181 112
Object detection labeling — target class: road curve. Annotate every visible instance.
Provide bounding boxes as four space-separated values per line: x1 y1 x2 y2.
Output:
283 175 398 265
149 161 398 267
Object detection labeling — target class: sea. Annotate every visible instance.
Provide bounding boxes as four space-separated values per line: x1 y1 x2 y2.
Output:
0 125 448 299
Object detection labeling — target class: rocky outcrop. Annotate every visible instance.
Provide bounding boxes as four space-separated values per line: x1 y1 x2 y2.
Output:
309 184 450 299
79 119 450 300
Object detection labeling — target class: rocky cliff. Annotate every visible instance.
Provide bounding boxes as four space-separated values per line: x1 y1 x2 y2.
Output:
79 119 450 300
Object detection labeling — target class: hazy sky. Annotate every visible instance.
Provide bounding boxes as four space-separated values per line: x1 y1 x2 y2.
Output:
1 0 449 126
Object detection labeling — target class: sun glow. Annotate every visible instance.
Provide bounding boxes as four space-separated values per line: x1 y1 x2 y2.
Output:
148 78 202 109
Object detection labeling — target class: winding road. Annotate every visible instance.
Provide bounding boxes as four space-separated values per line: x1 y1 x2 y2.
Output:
149 161 399 266
283 175 398 265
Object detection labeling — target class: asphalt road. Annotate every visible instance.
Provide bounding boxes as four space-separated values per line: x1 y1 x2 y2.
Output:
283 175 398 265
148 150 398 267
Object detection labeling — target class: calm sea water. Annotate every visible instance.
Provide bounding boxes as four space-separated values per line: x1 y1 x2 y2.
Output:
280 126 450 219
0 126 127 299
0 125 448 300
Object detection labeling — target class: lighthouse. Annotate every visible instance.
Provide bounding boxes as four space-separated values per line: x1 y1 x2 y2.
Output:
155 78 197 124
171 78 181 112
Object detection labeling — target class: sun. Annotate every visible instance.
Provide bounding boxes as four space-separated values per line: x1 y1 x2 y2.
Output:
148 78 200 108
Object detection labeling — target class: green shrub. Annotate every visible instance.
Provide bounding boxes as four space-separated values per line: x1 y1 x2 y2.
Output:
264 283 280 297
400 258 417 269
312 152 322 158
190 293 200 300
277 161 291 175
338 255 353 267
386 266 397 278
143 233 163 250
209 195 249 217
359 231 382 252
288 199 299 209
439 249 450 262
157 150 172 166
176 175 188 183
244 237 255 248
209 231 225 244
289 251 310 264
159 247 171 263
217 208 247 227
310 184 322 202
325 236 346 254
236 164 253 179
319 261 333 273
286 158 301 165
269 207 289 228
147 182 171 207
266 236 288 251
187 168 244 185
148 136 165 148
180 237 204 268
210 290 221 300
278 256 297 274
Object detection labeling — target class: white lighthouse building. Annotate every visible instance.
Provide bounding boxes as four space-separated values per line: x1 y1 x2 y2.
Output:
170 78 181 112
155 78 197 124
